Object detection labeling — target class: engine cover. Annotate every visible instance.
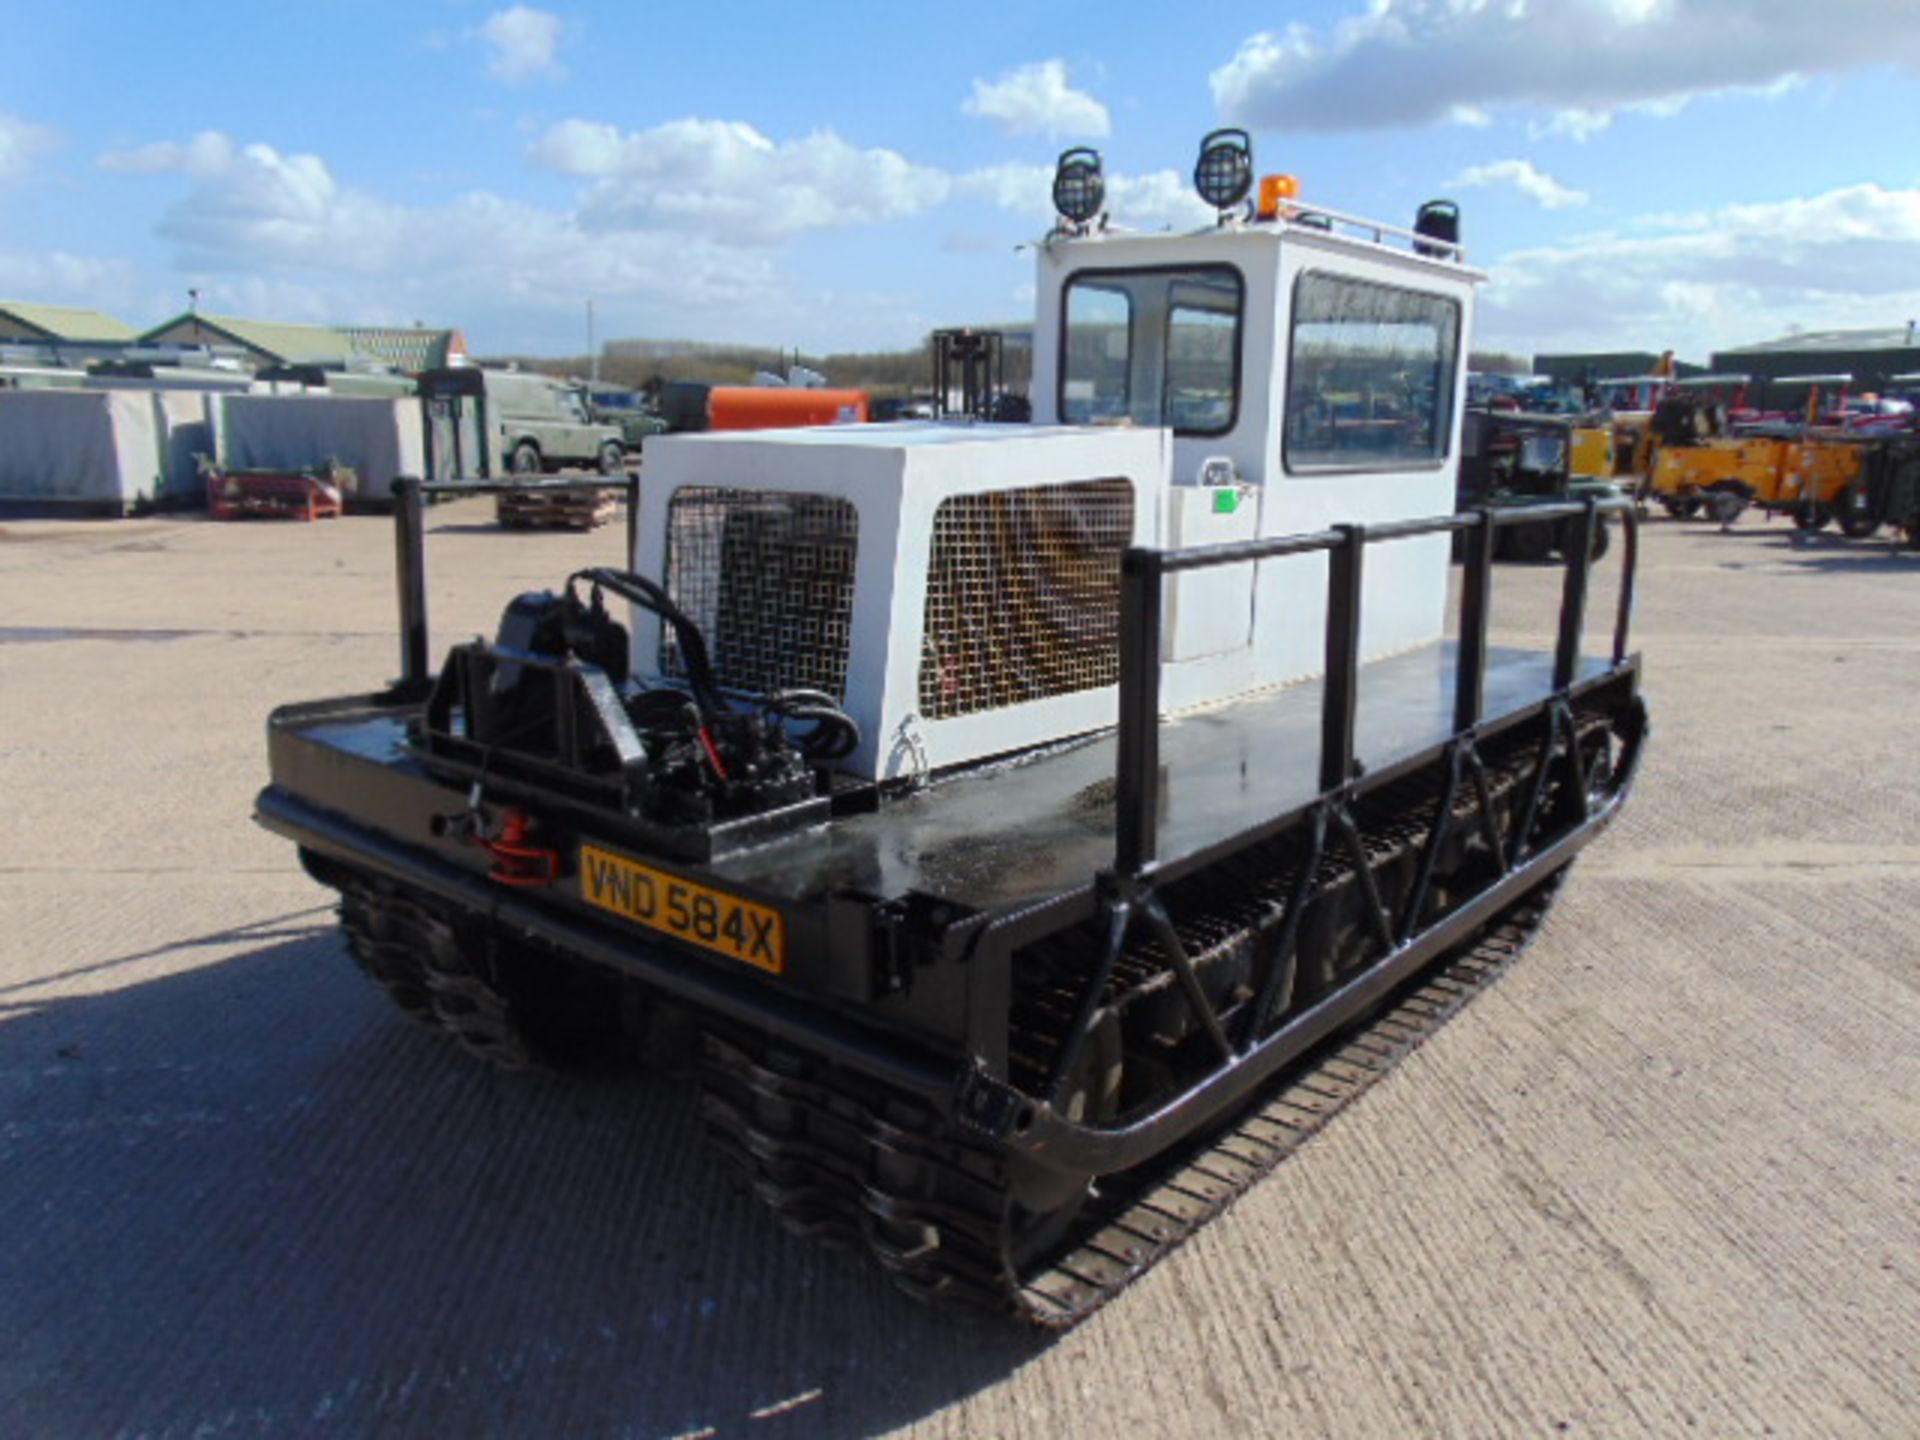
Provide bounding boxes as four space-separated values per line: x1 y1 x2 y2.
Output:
630 425 1169 781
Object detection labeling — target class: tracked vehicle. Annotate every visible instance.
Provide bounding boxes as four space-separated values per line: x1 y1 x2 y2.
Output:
256 137 1646 1327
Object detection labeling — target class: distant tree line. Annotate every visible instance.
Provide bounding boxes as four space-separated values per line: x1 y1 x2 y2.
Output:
480 332 1033 398
487 337 1520 392
1467 350 1531 375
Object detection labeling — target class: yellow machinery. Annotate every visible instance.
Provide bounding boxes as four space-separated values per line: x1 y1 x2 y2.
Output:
1651 434 1782 516
1591 373 1671 501
1570 423 1614 481
1648 374 1879 532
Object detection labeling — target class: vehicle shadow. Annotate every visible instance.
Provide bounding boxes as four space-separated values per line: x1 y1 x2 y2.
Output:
1703 522 1920 572
0 923 1045 1439
425 522 618 537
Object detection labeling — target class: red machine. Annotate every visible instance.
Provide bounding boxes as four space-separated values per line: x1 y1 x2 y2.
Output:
205 465 347 522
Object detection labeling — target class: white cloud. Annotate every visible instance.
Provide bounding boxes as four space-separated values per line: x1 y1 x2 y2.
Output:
955 162 1051 214
529 118 950 243
100 131 238 178
481 5 565 84
1535 109 1613 143
962 60 1110 139
0 112 57 180
1107 171 1220 231
1474 183 1920 357
1211 0 1920 133
86 126 958 347
1449 160 1589 210
0 249 140 308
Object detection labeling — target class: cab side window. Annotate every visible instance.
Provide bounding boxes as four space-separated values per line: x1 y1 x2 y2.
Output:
1284 273 1460 472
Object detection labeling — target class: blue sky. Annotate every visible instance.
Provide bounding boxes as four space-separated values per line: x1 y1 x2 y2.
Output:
2 0 1918 360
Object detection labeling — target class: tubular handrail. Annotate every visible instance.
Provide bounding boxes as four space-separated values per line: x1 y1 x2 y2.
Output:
418 476 633 496
1276 201 1467 262
1114 497 1639 876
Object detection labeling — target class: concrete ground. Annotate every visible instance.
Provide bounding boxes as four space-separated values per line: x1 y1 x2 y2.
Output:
0 502 1915 1439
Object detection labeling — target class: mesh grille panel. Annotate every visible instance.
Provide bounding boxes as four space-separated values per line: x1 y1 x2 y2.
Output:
662 487 858 701
919 478 1134 720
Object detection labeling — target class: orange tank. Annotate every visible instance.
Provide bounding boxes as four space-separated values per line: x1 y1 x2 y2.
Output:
706 387 868 431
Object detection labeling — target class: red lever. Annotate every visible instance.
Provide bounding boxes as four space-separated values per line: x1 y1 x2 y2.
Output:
476 808 561 887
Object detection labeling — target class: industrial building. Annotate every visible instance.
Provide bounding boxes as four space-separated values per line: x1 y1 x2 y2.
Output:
3 296 466 377
0 300 140 367
1711 324 1920 405
136 313 466 372
1531 350 1705 389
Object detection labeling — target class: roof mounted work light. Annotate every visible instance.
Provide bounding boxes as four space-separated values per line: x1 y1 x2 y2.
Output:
1414 198 1461 257
1052 148 1105 227
1193 129 1254 213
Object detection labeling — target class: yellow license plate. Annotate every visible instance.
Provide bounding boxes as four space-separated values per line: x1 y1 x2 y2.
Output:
578 844 785 974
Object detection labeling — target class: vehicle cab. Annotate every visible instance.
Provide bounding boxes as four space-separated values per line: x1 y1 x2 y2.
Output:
1027 138 1482 700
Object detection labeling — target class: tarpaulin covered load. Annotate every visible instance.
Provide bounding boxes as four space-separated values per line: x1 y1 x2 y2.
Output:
153 389 217 501
219 395 424 500
0 389 164 513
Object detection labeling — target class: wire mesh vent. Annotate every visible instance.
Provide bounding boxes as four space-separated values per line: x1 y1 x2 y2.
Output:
919 478 1134 720
662 487 859 701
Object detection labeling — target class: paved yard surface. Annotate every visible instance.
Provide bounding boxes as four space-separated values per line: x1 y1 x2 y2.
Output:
1 503 1915 1439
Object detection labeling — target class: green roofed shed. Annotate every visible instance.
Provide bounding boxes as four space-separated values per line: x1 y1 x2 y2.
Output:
0 301 139 344
138 312 355 367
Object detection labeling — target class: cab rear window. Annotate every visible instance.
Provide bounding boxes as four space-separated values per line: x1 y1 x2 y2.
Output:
1060 266 1243 436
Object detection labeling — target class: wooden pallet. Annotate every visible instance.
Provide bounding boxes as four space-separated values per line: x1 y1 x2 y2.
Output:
495 488 617 530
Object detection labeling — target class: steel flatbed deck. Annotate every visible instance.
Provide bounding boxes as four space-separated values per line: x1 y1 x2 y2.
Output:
271 639 1622 917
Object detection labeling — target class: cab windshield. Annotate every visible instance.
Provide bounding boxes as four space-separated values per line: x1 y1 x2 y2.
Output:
1059 265 1242 435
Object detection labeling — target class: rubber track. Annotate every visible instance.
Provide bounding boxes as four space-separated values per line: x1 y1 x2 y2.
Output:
699 869 1563 1329
339 881 537 1069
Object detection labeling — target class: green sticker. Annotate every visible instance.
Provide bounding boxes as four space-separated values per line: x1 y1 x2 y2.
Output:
1212 487 1239 514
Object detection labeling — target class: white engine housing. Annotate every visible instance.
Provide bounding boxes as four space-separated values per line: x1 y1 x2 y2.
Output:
631 424 1169 781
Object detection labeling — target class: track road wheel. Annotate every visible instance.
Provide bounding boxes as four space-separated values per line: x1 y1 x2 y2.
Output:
1707 489 1747 527
339 879 625 1071
1500 519 1555 563
1838 487 1881 539
1004 1011 1123 1271
1558 515 1610 560
509 440 542 476
1793 502 1831 532
339 884 436 1025
596 440 625 475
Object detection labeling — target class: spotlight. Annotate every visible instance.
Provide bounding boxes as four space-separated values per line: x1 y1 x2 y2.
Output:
1414 199 1461 257
1052 148 1105 227
1193 129 1254 213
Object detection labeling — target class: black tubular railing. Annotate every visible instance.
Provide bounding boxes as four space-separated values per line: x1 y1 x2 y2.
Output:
391 474 642 695
1113 497 1639 877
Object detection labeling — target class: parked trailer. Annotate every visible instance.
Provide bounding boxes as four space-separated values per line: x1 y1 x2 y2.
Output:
653 381 869 433
255 136 1645 1327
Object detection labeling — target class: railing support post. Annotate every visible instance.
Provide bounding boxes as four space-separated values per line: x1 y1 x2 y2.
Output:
1455 510 1494 732
1554 499 1596 691
624 472 641 567
1114 548 1164 877
393 475 430 694
1321 524 1364 793
1613 505 1638 665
